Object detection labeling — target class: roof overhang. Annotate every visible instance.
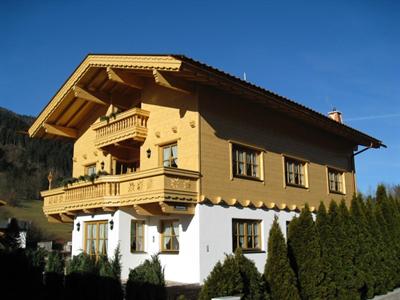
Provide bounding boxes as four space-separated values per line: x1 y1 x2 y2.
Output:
29 54 384 148
28 54 183 138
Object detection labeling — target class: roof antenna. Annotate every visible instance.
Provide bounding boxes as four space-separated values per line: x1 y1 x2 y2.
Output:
243 72 247 81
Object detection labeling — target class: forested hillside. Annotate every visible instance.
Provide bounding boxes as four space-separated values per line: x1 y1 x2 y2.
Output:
0 107 72 205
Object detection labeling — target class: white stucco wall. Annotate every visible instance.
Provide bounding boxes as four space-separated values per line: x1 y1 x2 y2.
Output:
71 204 297 284
71 208 200 283
197 203 298 282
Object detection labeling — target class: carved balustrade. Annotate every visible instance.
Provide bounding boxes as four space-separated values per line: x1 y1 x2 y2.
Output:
42 167 200 220
92 107 150 148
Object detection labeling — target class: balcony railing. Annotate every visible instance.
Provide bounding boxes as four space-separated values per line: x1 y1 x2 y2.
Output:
42 167 200 220
92 107 150 148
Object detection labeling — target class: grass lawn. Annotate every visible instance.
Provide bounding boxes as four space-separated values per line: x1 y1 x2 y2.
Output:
0 200 72 241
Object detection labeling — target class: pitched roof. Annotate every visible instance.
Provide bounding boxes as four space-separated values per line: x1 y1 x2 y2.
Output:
28 54 384 148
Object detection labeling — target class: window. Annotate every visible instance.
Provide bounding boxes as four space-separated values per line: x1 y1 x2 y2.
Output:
232 219 261 252
232 145 260 178
86 164 97 176
328 168 344 194
131 220 145 252
161 220 179 252
285 158 306 187
84 221 108 257
115 160 139 175
162 143 178 168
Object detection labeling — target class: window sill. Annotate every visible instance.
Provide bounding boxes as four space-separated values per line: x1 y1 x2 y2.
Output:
130 251 147 254
329 190 346 196
233 175 263 182
234 249 265 254
285 183 308 190
160 251 179 255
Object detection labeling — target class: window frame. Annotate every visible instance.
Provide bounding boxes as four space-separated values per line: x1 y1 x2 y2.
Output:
283 156 308 188
160 220 179 253
327 167 346 195
230 142 263 181
84 220 108 257
232 219 262 252
161 143 178 168
85 163 97 176
130 220 145 253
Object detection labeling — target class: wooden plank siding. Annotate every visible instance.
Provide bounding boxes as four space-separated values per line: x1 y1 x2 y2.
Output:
199 86 355 208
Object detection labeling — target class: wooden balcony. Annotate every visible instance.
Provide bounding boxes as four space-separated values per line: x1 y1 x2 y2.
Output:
92 108 150 149
42 167 200 222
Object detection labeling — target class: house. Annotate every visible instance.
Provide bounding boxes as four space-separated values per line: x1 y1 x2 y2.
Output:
28 54 383 283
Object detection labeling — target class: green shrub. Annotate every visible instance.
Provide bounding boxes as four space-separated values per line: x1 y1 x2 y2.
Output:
126 254 166 300
199 256 242 300
65 252 122 300
46 251 65 274
350 195 377 299
111 244 122 280
98 255 113 277
199 248 264 300
66 253 98 274
288 203 324 300
264 216 300 300
26 247 47 271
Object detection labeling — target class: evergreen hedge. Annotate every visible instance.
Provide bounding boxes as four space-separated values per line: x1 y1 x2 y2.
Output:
200 185 400 300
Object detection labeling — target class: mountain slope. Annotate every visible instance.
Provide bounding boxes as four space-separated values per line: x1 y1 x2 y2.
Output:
0 106 73 204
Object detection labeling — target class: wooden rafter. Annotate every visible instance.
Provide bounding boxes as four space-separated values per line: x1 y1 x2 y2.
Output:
83 208 96 214
43 123 78 139
60 213 74 223
47 214 62 223
133 204 163 216
153 69 191 94
107 67 145 89
102 207 118 212
72 86 109 105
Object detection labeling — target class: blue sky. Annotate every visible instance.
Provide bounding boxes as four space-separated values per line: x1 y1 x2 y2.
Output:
0 0 399 194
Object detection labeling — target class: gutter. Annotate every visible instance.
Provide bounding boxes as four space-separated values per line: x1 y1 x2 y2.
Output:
351 142 387 195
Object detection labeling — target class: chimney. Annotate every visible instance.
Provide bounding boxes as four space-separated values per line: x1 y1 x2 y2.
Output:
328 108 343 123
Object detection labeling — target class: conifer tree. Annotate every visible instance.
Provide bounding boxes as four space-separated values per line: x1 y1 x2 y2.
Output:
324 200 353 299
350 195 376 298
199 254 243 299
264 216 300 300
288 203 324 300
364 198 393 294
336 200 361 299
375 186 400 288
316 201 336 299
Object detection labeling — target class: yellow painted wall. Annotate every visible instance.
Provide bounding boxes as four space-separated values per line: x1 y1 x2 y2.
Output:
199 86 356 208
73 105 110 177
139 82 199 171
72 82 200 178
71 79 356 209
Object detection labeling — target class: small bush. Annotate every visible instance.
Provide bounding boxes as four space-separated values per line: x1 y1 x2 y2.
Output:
46 251 65 274
111 244 122 280
65 252 122 300
67 252 97 274
98 255 113 277
26 247 47 271
199 248 264 300
126 254 166 300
